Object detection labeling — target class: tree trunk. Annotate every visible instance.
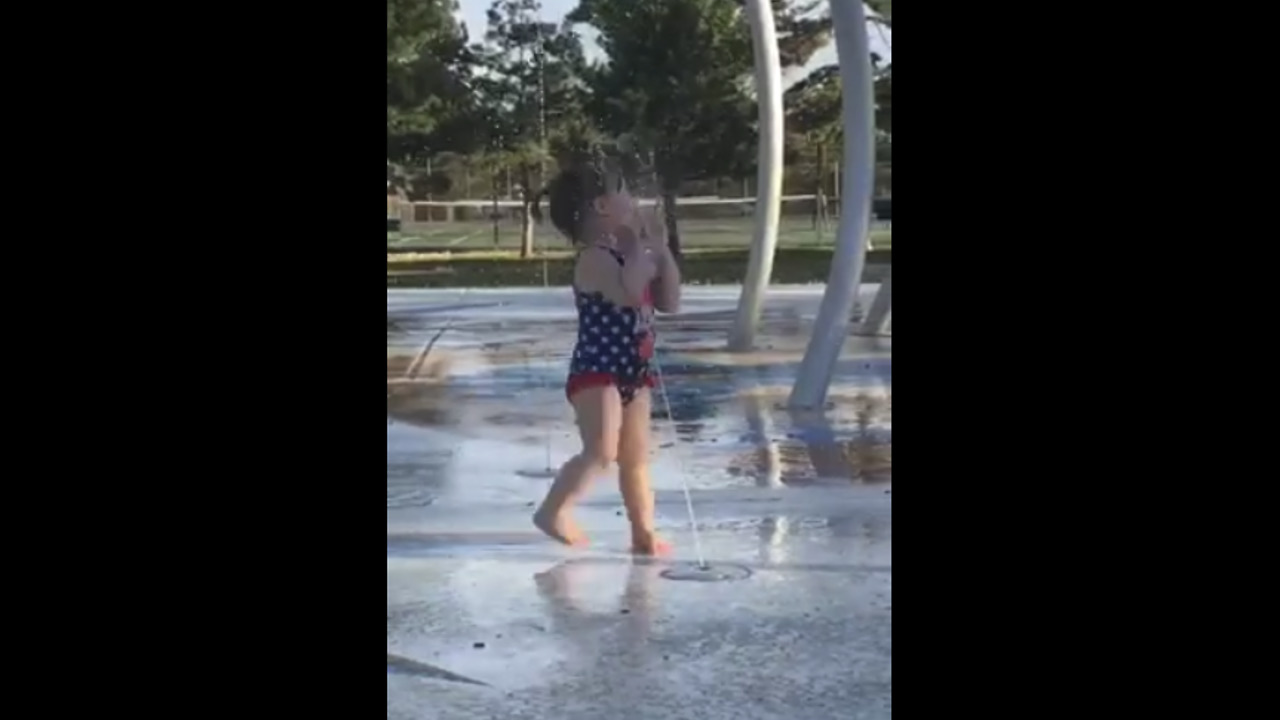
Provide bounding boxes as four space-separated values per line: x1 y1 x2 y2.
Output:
655 154 683 260
491 174 500 248
426 156 434 204
661 189 682 260
812 143 827 231
519 168 535 259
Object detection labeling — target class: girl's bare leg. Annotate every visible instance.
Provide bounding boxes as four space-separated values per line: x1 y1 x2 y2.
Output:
534 385 622 546
618 388 670 555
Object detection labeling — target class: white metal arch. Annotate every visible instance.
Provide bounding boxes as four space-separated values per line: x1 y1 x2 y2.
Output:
788 0 876 409
730 0 878 407
859 272 891 334
728 0 785 351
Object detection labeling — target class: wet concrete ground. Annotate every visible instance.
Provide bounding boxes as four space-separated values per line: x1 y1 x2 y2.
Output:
387 286 891 720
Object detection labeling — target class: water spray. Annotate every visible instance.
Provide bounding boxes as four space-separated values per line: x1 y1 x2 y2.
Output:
403 317 453 381
649 348 708 570
534 0 556 481
540 228 555 479
513 231 558 481
650 356 751 582
623 149 715 573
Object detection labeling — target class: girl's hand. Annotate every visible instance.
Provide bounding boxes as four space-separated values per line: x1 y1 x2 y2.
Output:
634 206 667 250
651 238 675 272
628 206 672 270
615 224 658 277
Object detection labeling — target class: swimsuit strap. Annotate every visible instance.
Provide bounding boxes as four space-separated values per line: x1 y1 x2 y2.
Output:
593 243 625 265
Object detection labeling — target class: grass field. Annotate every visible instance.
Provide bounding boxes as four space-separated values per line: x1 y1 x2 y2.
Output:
388 217 891 252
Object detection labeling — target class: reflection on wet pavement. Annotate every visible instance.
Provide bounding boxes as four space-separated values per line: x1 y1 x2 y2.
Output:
388 288 890 494
388 516 891 719
387 287 891 720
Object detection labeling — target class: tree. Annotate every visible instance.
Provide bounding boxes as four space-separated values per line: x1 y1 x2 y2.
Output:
868 3 891 197
785 64 841 229
770 0 834 67
866 0 891 140
570 0 832 257
785 2 892 207
475 0 591 257
866 0 891 26
387 1 481 176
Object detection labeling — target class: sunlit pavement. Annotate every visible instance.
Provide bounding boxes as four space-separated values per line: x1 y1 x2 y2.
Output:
388 285 891 720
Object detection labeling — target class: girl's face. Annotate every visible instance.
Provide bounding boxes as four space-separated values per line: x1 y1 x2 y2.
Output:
592 173 635 235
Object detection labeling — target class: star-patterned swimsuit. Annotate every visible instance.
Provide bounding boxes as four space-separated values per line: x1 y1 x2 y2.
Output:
565 245 656 406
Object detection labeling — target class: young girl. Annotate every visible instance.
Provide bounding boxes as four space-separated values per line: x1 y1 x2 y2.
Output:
531 161 682 556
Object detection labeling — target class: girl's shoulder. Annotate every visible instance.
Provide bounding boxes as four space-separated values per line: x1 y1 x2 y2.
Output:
575 244 623 270
574 244 625 295
578 241 622 261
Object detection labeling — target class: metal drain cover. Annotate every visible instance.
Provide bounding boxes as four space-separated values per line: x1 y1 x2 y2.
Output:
660 562 752 582
515 468 558 479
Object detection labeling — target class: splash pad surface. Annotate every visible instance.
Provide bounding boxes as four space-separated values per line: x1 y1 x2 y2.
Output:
388 286 891 720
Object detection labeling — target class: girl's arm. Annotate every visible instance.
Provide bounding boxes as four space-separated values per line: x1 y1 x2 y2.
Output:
574 246 654 308
650 245 681 313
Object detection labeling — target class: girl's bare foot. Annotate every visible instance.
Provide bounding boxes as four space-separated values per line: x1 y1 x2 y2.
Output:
533 508 589 547
630 531 671 557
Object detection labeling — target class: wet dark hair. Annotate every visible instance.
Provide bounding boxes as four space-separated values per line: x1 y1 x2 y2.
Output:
531 160 623 244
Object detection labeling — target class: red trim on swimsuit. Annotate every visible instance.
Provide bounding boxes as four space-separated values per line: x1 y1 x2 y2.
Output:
565 371 658 401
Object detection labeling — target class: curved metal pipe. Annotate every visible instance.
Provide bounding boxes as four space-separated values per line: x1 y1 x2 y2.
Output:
729 0 786 351
789 0 876 409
